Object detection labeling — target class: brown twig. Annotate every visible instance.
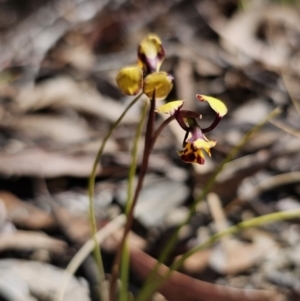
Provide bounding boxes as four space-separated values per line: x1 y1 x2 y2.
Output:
109 91 157 301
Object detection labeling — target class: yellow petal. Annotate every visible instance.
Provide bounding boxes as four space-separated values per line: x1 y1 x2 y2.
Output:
196 94 228 117
138 34 165 73
193 138 217 152
116 66 143 95
155 100 184 115
143 72 173 101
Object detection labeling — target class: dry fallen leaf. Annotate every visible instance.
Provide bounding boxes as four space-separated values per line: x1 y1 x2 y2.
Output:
0 230 67 253
208 193 277 275
0 148 100 177
1 114 93 145
209 240 272 275
53 206 91 244
15 77 141 123
181 249 211 274
0 191 56 230
202 4 300 69
0 259 90 301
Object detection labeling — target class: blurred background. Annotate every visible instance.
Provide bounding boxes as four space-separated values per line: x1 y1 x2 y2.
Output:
0 0 300 300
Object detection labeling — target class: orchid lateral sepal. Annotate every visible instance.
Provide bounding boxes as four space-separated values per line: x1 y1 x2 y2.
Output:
174 109 203 136
202 114 222 133
155 101 198 132
174 110 189 132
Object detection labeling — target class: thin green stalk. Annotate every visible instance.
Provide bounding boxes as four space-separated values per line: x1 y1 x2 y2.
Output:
88 92 142 301
120 101 149 301
125 100 149 214
150 116 174 149
175 209 300 269
137 107 281 301
155 208 300 290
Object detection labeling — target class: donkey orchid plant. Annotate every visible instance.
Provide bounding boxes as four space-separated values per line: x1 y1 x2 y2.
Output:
88 33 228 301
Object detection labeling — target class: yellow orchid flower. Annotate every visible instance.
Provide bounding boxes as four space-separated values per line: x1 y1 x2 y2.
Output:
116 34 173 100
156 95 227 165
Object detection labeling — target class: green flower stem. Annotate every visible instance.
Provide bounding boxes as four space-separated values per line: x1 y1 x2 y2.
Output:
120 101 149 301
88 92 142 301
150 115 174 149
150 208 300 294
174 208 300 269
136 107 281 301
109 92 156 301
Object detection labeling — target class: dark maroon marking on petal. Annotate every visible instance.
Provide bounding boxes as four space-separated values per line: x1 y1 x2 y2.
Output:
137 48 154 75
137 43 165 75
196 154 205 165
190 143 197 152
157 47 165 61
181 152 196 163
